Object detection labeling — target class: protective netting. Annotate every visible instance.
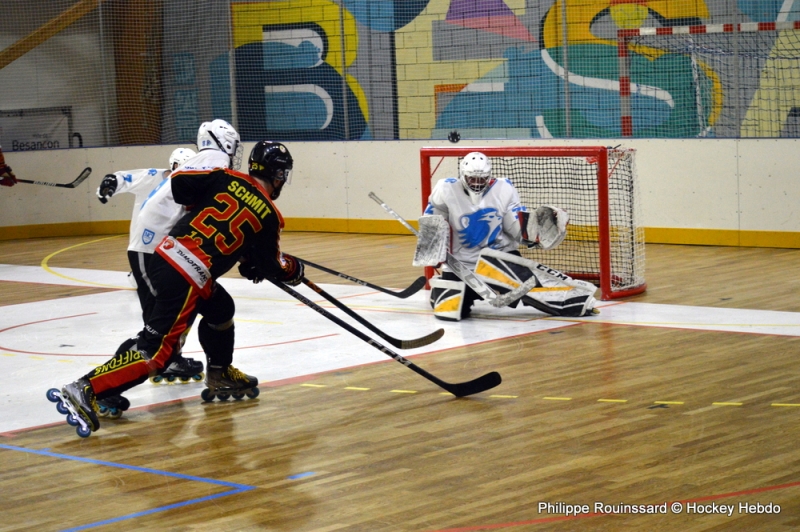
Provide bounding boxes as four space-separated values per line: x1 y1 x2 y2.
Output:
2 2 800 150
622 25 800 138
463 149 644 299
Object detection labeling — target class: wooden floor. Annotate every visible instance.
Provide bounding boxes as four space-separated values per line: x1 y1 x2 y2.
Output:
2 233 800 531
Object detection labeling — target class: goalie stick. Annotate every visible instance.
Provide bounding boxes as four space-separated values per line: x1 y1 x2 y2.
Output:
298 256 426 299
301 277 444 349
268 278 501 397
368 192 538 308
17 167 92 189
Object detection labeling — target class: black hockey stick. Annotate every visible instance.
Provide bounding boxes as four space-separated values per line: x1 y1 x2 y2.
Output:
17 167 92 188
297 256 426 299
302 277 444 349
269 278 501 397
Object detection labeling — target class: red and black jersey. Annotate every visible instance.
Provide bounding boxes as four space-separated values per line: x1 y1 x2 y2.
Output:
160 167 289 287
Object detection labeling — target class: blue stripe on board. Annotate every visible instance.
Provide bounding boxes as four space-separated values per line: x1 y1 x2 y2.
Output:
287 471 316 479
0 443 256 531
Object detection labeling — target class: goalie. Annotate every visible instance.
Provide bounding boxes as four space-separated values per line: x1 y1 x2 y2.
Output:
419 151 598 321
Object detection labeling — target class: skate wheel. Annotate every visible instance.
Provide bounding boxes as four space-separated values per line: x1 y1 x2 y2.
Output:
232 393 245 401
179 376 191 383
166 375 177 383
200 388 214 402
246 387 260 399
107 409 123 420
46 388 60 402
217 393 230 402
97 404 109 416
56 401 69 415
192 373 204 382
66 414 79 427
150 375 162 384
76 425 91 438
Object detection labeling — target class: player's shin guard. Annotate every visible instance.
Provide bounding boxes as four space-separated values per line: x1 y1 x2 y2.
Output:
198 318 234 368
429 277 466 321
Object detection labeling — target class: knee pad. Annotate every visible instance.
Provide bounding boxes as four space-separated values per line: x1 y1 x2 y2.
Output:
429 277 466 321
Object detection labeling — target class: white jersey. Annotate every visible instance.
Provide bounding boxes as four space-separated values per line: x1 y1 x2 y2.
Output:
424 177 527 269
130 150 230 254
108 168 170 250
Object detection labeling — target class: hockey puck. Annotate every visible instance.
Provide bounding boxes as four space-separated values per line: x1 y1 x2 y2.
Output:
448 130 460 143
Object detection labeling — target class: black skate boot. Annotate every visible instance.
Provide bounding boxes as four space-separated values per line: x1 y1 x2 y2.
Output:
46 377 100 438
151 356 204 384
201 365 259 402
97 394 130 419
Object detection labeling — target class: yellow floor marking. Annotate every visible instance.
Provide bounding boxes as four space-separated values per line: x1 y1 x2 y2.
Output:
598 399 628 403
344 387 369 391
772 403 800 407
490 394 518 399
654 401 684 405
41 235 132 289
301 383 327 388
390 389 417 394
543 396 572 401
1 353 15 357
439 392 454 396
57 360 73 363
28 356 44 360
712 402 743 406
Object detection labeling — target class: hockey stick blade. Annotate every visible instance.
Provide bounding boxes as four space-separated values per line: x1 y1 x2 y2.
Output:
17 167 92 189
297 256 426 299
302 277 443 349
268 278 499 397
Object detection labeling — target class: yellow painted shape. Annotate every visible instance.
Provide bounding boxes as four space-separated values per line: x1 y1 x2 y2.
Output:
231 1 369 120
490 395 518 399
654 400 684 405
435 295 462 313
474 261 520 288
301 383 327 388
344 387 369 391
712 402 743 406
390 389 417 394
543 396 572 401
41 235 133 289
598 398 627 403
1 353 15 357
772 403 800 407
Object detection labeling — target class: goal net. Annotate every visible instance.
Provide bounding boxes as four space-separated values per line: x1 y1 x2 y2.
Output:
420 146 646 301
618 22 800 138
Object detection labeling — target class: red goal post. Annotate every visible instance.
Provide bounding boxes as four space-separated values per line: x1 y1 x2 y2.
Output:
419 146 646 301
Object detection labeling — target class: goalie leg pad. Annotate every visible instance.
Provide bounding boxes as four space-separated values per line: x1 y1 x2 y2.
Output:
524 291 597 317
429 277 466 321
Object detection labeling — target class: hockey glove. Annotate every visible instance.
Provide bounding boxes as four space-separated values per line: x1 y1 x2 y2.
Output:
97 174 118 204
238 256 265 283
0 164 16 187
279 254 304 286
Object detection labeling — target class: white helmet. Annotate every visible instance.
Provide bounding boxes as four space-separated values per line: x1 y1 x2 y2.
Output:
459 152 492 204
196 119 242 169
168 147 196 170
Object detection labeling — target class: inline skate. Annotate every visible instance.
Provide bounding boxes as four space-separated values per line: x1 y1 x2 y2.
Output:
46 377 99 438
201 365 259 402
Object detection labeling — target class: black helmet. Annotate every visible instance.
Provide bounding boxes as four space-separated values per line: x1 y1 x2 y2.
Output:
248 141 293 200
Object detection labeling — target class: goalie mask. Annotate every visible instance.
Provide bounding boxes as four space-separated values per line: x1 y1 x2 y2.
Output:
168 147 196 171
459 152 493 205
197 119 243 169
248 141 293 200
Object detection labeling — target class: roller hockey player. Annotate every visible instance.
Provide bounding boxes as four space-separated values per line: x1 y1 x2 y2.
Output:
94 148 203 417
0 144 17 187
421 151 598 321
49 139 301 437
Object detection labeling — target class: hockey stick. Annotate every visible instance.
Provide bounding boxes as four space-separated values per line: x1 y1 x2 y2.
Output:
17 167 92 188
302 277 444 349
368 192 537 308
297 256 426 299
268 278 501 397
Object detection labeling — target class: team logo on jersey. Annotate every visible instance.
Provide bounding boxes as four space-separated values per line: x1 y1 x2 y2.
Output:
142 229 155 245
458 208 503 248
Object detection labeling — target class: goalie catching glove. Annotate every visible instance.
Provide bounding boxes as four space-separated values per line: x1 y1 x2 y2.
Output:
519 205 569 250
96 174 118 204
